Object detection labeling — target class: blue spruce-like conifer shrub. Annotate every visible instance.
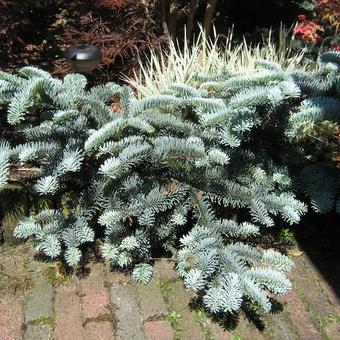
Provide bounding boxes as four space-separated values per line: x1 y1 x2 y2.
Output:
0 51 339 315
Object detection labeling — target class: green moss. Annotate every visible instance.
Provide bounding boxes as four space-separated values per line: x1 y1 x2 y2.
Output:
42 266 70 286
282 311 299 338
158 277 172 303
83 310 117 330
317 313 340 329
0 267 32 293
28 316 55 327
21 256 30 270
165 310 182 340
297 289 319 326
297 288 335 339
263 322 276 338
0 243 33 293
193 309 214 340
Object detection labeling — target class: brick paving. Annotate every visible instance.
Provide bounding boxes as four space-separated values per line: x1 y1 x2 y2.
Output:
84 321 115 340
55 285 84 339
0 296 24 340
25 324 53 340
281 289 321 339
144 321 174 340
167 281 203 339
110 285 146 339
0 243 340 340
136 278 168 321
25 279 53 322
81 264 111 321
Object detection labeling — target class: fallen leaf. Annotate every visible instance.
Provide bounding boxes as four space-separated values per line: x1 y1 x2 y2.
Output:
288 249 304 257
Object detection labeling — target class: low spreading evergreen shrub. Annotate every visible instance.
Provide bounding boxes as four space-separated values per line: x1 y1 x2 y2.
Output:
287 51 340 213
0 51 339 316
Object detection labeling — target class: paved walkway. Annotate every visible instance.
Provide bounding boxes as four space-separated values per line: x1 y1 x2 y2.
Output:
0 242 339 340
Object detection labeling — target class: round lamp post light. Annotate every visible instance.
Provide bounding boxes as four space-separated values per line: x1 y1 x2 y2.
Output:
64 44 102 73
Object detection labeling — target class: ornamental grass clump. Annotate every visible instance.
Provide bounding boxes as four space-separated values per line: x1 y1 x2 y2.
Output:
0 51 339 316
124 25 306 98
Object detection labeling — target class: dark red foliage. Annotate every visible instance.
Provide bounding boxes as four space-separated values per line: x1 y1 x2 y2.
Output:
0 0 64 70
293 16 324 42
0 0 166 83
94 0 129 9
56 2 166 81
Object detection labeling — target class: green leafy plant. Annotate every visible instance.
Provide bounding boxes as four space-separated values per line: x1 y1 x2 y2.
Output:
193 309 214 339
278 228 294 245
166 310 182 339
159 277 172 302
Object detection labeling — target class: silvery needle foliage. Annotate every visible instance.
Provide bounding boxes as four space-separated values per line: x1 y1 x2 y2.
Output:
0 51 339 315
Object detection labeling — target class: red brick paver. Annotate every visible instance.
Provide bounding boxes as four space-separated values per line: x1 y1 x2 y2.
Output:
55 285 84 340
153 259 178 280
167 282 202 339
136 279 168 321
324 322 340 339
144 320 174 340
208 320 232 340
290 257 335 320
81 263 111 320
84 321 115 340
82 289 110 320
282 290 321 339
0 296 23 340
105 269 132 286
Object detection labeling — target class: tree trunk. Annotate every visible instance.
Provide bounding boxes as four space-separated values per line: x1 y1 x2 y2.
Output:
203 0 218 37
186 0 199 42
168 1 178 39
160 0 170 39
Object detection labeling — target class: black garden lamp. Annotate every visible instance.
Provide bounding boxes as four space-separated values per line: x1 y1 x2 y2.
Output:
64 44 102 74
